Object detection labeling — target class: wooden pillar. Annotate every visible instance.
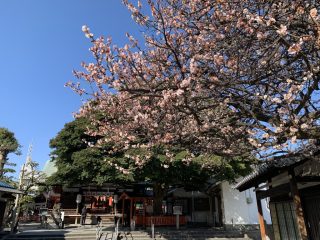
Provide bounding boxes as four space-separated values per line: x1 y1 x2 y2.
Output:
289 171 308 240
130 198 133 223
209 195 213 226
255 187 267 240
122 198 125 225
143 198 146 227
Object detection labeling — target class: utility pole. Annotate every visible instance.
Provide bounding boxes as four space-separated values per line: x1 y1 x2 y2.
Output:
11 163 25 232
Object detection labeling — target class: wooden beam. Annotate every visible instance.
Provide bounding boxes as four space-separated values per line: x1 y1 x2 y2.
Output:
289 171 308 240
256 183 290 199
254 183 270 192
255 187 267 240
296 176 320 182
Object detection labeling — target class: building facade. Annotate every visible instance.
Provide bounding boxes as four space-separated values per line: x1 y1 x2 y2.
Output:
236 146 320 240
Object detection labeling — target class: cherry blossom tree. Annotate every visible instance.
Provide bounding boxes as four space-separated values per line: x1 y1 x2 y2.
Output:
68 0 320 160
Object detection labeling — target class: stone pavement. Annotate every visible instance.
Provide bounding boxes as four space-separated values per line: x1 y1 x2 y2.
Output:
1 222 260 240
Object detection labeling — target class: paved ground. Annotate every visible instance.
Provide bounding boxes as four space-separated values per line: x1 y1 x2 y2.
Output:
0 222 261 240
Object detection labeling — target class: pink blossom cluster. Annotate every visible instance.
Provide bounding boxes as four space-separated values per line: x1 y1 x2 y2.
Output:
70 0 320 161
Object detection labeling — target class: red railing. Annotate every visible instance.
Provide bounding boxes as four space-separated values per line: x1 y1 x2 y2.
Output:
47 208 78 215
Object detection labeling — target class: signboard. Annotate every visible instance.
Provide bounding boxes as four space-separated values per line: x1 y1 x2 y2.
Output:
83 191 113 196
173 206 182 215
146 205 153 214
62 187 80 192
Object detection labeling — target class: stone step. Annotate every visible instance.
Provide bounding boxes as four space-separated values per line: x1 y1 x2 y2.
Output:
4 232 252 240
4 227 255 240
4 235 251 240
5 237 94 239
4 237 251 240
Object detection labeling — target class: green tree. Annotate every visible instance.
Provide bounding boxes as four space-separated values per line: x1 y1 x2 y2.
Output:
11 157 45 232
0 128 20 178
49 117 127 186
49 118 254 214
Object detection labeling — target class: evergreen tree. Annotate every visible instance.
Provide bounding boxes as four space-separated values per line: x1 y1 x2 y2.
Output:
0 128 20 179
49 118 254 214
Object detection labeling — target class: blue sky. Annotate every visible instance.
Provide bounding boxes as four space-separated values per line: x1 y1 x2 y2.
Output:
0 0 142 179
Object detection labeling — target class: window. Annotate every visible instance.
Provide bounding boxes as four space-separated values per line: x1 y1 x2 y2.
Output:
270 201 300 240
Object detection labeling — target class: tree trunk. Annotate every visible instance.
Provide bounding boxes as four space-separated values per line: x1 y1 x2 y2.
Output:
11 207 20 233
153 183 167 215
0 152 5 178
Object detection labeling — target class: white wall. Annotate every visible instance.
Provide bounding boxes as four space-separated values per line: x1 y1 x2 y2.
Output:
220 181 271 225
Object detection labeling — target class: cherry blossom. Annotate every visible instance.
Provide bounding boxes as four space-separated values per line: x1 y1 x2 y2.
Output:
69 0 320 161
276 24 288 36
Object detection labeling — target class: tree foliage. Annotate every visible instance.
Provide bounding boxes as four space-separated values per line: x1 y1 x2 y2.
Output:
50 117 253 185
68 0 320 160
50 117 254 214
0 127 20 178
49 117 129 185
9 156 45 231
50 117 254 182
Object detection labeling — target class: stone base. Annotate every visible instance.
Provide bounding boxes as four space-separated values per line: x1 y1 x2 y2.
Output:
223 224 274 240
223 224 259 231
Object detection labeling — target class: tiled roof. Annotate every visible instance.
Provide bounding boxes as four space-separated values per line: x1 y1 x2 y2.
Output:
0 181 16 189
42 160 58 177
235 145 320 191
0 181 22 194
